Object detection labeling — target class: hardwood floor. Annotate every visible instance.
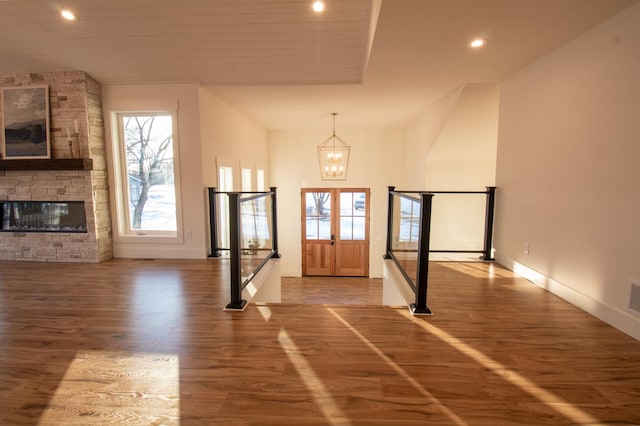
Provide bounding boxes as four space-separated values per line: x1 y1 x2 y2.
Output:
1 259 639 425
282 276 382 305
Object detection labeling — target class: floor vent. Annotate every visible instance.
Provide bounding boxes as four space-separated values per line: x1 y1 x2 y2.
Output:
629 281 640 314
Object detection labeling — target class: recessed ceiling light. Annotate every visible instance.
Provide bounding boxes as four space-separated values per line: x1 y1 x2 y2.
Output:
312 1 326 13
468 38 487 49
61 9 76 21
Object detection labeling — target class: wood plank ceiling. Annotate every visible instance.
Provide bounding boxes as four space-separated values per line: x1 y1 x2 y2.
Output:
0 0 637 129
0 0 375 85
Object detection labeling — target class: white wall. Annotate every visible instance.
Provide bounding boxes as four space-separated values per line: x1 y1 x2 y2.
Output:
102 83 207 259
403 87 462 187
495 2 640 340
424 83 499 191
268 126 405 277
404 83 499 255
198 87 269 189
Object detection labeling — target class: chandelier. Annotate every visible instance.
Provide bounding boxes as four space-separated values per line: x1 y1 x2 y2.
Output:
317 113 350 181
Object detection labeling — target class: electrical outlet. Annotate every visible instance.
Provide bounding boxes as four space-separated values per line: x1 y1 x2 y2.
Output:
186 231 192 240
523 243 529 255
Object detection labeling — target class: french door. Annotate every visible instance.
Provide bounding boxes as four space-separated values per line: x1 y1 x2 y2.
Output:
301 188 370 277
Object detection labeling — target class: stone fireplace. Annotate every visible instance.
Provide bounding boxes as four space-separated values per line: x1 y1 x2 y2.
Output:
0 72 112 262
2 200 87 233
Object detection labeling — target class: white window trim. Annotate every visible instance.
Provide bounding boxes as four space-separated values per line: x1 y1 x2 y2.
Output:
110 110 184 243
216 157 237 191
241 166 253 192
255 162 267 192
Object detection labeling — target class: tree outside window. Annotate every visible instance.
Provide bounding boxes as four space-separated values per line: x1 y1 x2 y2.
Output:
120 114 177 232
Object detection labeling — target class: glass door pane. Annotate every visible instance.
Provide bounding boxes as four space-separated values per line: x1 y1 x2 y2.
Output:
305 192 331 240
339 191 365 241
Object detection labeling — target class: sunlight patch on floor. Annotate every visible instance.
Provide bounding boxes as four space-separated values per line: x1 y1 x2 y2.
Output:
401 310 600 425
256 305 273 322
277 328 349 425
438 261 514 279
327 308 468 425
39 350 179 425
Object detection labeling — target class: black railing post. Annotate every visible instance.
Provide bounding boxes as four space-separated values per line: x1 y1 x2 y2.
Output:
412 192 433 315
482 186 496 261
270 186 281 258
225 192 247 310
208 187 220 258
384 186 395 259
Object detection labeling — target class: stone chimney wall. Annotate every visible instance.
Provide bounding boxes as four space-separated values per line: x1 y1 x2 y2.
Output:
0 71 112 262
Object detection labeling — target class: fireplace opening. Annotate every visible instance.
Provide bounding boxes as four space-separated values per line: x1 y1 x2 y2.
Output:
1 201 87 233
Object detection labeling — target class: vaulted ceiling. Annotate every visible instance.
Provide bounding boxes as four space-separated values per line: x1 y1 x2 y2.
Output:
0 0 637 129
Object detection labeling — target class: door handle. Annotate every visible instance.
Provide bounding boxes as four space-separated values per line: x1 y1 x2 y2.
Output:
330 234 335 245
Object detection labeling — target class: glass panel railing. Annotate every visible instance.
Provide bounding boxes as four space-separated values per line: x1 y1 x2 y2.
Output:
207 187 280 310
429 193 486 258
389 192 420 289
239 193 273 283
385 186 496 315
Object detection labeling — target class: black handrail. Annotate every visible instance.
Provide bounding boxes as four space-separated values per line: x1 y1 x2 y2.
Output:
384 189 432 314
482 186 496 261
270 186 281 258
383 186 396 259
208 187 219 258
226 192 246 310
207 187 279 310
385 186 496 315
413 192 433 314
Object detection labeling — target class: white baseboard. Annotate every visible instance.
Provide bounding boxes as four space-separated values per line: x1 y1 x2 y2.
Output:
497 255 640 342
113 246 207 259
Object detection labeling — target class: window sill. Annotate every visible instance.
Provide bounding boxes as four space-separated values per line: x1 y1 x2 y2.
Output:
114 232 182 244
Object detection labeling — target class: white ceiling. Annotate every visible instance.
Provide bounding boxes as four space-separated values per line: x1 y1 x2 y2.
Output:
0 0 637 130
0 0 375 85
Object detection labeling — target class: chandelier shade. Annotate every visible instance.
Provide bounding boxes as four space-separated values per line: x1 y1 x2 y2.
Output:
317 113 350 181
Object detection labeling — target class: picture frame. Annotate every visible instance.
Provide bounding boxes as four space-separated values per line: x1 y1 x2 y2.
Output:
1 85 51 159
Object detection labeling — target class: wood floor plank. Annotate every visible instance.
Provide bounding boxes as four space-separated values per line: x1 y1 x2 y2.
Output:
0 259 639 424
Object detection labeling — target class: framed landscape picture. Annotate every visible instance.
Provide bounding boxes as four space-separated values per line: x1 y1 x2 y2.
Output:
1 85 50 159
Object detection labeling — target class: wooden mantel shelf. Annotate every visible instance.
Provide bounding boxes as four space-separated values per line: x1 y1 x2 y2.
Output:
0 158 93 171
